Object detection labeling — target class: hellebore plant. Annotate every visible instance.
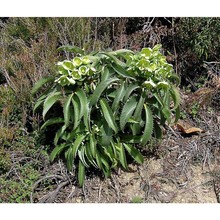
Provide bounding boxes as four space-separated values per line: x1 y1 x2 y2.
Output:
32 44 180 186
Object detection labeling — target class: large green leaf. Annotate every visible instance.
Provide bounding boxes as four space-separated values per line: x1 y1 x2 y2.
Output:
103 145 117 168
63 93 74 127
89 133 97 158
101 66 110 81
124 84 139 101
71 134 86 159
75 89 88 120
100 52 127 68
131 95 145 135
111 62 135 79
116 142 128 169
78 145 90 168
43 91 62 119
120 96 137 131
72 95 80 129
78 160 85 187
31 76 54 95
54 125 67 145
123 143 144 164
85 142 98 168
100 98 118 133
89 77 119 107
41 117 64 129
170 85 180 110
174 105 180 123
66 147 74 171
100 121 113 146
112 81 126 112
140 104 153 145
49 143 68 162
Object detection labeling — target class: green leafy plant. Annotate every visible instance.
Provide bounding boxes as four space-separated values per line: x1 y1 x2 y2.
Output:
32 44 180 186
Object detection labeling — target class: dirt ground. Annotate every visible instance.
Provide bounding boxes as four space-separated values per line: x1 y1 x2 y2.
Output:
31 96 220 203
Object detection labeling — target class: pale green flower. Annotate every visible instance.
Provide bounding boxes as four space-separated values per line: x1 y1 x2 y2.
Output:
82 56 91 65
67 77 76 85
71 70 81 80
156 81 170 90
62 60 75 71
72 57 82 67
143 79 156 89
79 65 89 75
56 75 69 86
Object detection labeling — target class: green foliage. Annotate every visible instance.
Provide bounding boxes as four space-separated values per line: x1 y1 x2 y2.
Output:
177 18 220 60
130 196 144 203
33 45 180 186
0 129 48 203
0 164 40 203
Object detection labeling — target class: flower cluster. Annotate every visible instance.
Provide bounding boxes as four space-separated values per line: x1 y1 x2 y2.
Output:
126 44 175 90
55 56 96 86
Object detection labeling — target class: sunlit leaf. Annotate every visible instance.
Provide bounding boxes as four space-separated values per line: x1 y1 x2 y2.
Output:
120 97 137 131
123 143 144 164
43 91 62 120
100 98 118 133
140 104 153 145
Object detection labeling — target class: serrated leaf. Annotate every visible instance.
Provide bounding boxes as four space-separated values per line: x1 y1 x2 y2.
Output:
85 142 98 168
72 95 80 129
75 89 88 120
116 142 128 169
64 93 74 126
124 84 139 101
100 121 113 146
100 52 127 68
54 125 67 145
112 81 126 112
174 105 180 123
49 143 68 162
99 154 111 177
100 98 118 133
132 95 145 135
101 66 110 81
121 135 141 144
89 133 97 158
120 96 137 131
89 77 119 107
71 134 86 159
78 160 85 187
43 91 62 120
170 86 180 110
111 62 135 79
41 117 64 129
31 76 54 95
123 143 144 164
66 147 73 171
78 145 90 168
140 104 153 145
94 150 101 170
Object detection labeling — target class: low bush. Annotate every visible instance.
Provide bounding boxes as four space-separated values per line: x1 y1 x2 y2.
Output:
33 44 180 186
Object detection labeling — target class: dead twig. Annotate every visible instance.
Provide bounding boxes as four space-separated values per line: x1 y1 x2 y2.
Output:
30 174 68 203
38 180 69 203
